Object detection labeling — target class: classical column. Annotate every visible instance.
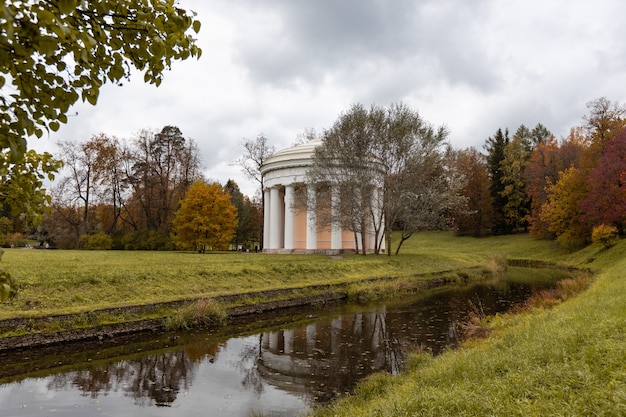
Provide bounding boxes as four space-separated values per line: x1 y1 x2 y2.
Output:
269 331 279 351
306 184 317 250
331 185 342 250
306 323 317 354
269 186 281 249
263 188 271 250
283 328 294 354
283 184 295 250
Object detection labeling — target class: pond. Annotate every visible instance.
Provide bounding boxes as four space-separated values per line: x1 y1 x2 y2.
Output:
0 269 562 416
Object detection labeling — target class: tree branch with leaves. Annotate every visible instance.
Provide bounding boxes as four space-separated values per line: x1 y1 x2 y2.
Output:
0 0 202 161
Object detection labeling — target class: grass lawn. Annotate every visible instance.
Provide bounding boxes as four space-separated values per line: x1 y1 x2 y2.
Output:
0 232 564 319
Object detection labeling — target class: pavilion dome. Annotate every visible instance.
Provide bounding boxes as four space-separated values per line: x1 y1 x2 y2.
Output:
260 139 322 188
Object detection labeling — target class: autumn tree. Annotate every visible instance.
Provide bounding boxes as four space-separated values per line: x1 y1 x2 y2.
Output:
452 147 493 237
55 134 129 241
171 181 238 253
540 167 591 250
536 98 625 248
88 135 127 234
128 126 201 234
581 127 626 231
524 128 585 238
0 1 201 162
583 97 626 162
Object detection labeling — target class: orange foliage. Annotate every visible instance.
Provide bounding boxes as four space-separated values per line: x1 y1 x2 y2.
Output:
171 181 238 252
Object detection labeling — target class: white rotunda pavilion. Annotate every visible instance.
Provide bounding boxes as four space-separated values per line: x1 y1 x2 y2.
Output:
260 140 384 254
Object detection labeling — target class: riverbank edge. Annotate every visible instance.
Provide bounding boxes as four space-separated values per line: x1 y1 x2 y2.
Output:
0 260 571 352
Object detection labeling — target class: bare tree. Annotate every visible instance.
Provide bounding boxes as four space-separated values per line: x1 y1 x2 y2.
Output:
234 134 275 248
235 134 275 199
308 104 383 254
308 103 465 255
393 147 468 255
56 137 98 237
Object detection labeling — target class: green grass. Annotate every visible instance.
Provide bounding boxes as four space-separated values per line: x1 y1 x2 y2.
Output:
311 236 626 417
1 231 557 319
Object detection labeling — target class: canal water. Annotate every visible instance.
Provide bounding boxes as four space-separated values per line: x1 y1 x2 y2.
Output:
0 271 561 416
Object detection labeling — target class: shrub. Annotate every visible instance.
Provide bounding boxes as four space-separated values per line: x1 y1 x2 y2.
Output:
461 312 491 340
79 232 113 250
121 230 175 251
516 273 591 311
556 230 588 252
0 270 18 302
483 254 508 277
164 298 227 330
591 224 619 249
6 233 27 248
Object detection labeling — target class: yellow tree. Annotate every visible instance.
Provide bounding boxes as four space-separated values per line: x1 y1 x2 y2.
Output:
171 181 237 252
540 167 591 251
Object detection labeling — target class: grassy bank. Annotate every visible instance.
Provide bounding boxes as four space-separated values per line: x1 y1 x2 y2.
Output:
312 237 626 416
0 232 563 320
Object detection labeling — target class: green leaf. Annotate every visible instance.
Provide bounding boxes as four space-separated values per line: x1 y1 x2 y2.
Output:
58 0 77 15
193 20 201 34
49 121 60 131
0 283 10 302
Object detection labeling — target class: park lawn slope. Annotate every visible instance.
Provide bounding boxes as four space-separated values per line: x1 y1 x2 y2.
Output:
0 232 563 320
313 238 626 416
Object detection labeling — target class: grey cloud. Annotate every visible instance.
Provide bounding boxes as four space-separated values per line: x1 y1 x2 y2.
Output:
228 0 498 92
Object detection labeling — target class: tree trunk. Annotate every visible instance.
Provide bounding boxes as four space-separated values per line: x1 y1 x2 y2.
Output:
394 231 413 255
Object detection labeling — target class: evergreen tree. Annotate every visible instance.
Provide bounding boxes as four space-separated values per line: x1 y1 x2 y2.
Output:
484 128 509 234
500 136 530 232
223 179 254 250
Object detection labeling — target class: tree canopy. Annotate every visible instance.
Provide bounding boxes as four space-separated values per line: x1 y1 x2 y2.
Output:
581 127 626 230
0 149 62 226
171 180 238 253
308 102 462 255
0 0 202 161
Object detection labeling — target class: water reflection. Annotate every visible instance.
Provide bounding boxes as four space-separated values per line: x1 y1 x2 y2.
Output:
0 276 555 416
46 349 197 407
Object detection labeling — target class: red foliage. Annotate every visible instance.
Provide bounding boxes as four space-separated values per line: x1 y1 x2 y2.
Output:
581 128 626 228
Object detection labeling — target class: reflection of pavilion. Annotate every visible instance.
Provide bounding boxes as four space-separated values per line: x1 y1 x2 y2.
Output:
256 312 404 402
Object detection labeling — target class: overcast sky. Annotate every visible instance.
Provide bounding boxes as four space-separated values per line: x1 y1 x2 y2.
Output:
32 0 626 197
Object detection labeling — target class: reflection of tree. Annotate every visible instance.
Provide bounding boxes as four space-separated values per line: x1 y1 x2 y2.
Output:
237 334 264 397
122 350 195 407
48 350 198 407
